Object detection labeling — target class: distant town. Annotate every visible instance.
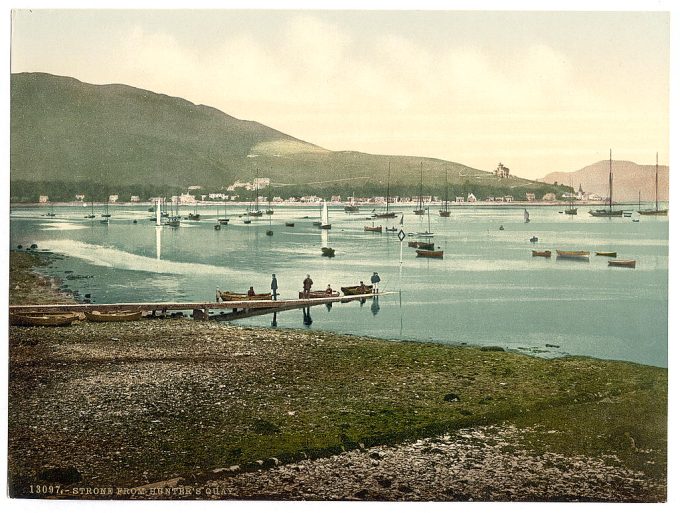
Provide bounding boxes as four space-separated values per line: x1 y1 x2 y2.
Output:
35 175 604 207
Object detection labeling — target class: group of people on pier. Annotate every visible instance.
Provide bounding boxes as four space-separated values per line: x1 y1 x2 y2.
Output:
243 271 381 300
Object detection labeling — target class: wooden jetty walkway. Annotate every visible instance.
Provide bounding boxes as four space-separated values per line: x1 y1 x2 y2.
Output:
8 293 388 321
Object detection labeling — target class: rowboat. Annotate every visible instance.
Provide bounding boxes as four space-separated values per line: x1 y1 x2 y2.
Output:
218 290 272 301
364 225 382 233
321 247 336 257
608 259 636 268
416 249 444 259
298 290 341 299
595 251 617 257
285 222 295 227
341 285 372 295
532 250 552 257
556 250 590 260
84 310 143 322
9 312 80 327
408 241 435 250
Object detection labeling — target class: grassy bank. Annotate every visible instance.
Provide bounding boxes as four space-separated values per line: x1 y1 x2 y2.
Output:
7 251 667 500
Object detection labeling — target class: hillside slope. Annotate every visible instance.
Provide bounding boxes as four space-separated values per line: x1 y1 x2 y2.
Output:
10 72 560 200
541 160 669 202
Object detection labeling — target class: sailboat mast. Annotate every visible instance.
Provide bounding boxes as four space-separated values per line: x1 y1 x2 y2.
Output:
655 152 659 212
609 149 613 211
444 169 449 211
386 162 391 213
419 162 423 209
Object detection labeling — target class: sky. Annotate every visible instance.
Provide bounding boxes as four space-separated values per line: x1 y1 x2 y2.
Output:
8 5 672 180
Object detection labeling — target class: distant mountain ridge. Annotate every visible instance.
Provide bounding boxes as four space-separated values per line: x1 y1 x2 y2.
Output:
540 160 669 203
10 72 561 201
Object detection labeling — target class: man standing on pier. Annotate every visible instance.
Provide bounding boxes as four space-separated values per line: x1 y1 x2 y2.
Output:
302 274 313 298
371 272 381 294
271 273 278 300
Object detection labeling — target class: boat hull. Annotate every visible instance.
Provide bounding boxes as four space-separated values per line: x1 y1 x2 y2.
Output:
364 226 382 232
10 313 80 327
608 259 636 268
298 291 341 299
416 249 444 259
588 209 623 217
84 310 143 322
341 286 372 295
219 291 272 301
531 250 552 257
595 251 617 257
556 250 590 259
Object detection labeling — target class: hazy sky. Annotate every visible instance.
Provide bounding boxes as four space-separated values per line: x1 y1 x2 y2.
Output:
10 7 670 180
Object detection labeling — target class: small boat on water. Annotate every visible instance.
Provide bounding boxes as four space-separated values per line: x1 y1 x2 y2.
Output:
556 250 590 260
532 250 552 257
214 224 221 230
364 225 383 233
416 249 444 259
188 213 201 221
218 290 272 301
285 222 295 227
408 241 435 250
638 153 668 215
298 290 341 299
321 247 335 257
529 236 538 243
341 285 372 295
84 310 143 322
9 312 80 327
589 150 624 217
608 259 636 268
595 251 617 257
320 200 331 229
266 230 274 236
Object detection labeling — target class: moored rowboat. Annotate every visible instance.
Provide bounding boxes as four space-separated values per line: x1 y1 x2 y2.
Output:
364 225 382 233
556 250 590 260
84 310 143 322
298 290 341 299
608 259 636 268
595 251 617 257
416 249 444 259
341 285 372 295
531 250 552 257
9 312 80 327
219 291 272 301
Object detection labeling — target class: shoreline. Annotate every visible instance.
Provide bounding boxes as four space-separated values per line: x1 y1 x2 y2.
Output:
7 251 668 501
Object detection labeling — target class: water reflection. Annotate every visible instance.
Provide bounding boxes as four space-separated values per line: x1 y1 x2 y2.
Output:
371 296 380 316
302 307 313 326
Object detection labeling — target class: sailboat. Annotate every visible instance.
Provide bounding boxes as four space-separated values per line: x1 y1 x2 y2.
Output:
439 169 451 217
265 184 274 215
218 199 230 225
188 203 201 220
246 171 263 217
45 201 56 217
164 198 181 227
638 152 668 215
344 192 359 213
85 200 96 219
564 179 578 215
101 197 112 219
524 208 530 223
320 200 331 229
374 162 398 218
412 207 434 238
589 150 623 217
414 162 425 215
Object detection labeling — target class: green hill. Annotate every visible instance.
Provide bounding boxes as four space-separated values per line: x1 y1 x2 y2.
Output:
10 72 564 201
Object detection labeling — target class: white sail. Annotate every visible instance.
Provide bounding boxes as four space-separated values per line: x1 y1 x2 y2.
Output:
321 201 330 226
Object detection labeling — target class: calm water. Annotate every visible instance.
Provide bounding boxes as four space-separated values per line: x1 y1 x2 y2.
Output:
9 202 669 368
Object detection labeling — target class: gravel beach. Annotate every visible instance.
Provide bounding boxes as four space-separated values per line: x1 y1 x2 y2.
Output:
7 251 667 502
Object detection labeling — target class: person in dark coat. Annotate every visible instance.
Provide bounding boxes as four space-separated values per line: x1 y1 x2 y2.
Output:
271 273 278 300
370 272 381 293
302 274 313 298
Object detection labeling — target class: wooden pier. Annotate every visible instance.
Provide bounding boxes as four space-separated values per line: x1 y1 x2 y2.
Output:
8 293 386 321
